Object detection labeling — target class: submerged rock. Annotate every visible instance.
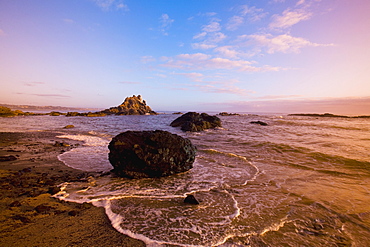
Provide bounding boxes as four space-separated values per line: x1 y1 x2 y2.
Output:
170 112 221 132
108 130 196 178
250 121 268 126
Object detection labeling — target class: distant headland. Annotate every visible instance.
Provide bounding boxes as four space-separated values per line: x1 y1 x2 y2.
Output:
0 95 157 117
288 113 370 118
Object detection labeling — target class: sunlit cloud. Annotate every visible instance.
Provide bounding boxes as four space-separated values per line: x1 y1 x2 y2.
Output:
63 19 75 24
270 9 312 29
214 46 240 59
24 81 46 87
240 5 267 22
15 92 70 98
92 0 129 11
191 43 217 50
175 72 204 82
226 16 244 31
159 14 174 36
192 32 226 50
241 33 333 54
194 83 252 95
118 81 141 84
202 19 221 32
161 53 280 72
141 56 156 64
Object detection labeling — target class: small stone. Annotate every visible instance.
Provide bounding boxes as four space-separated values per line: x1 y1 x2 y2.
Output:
0 155 17 162
68 210 79 216
35 204 53 213
184 195 199 205
63 125 75 129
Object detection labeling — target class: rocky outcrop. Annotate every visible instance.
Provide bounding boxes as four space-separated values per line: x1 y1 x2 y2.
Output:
170 112 222 132
102 95 157 115
218 112 240 116
108 130 196 178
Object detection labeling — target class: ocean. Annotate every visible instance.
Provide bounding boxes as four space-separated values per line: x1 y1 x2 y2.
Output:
1 113 370 246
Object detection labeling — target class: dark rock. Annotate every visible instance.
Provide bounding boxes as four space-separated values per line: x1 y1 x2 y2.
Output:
219 112 240 116
184 195 199 205
21 167 32 173
68 210 79 216
12 215 32 223
48 186 60 195
250 121 268 126
170 112 222 132
53 141 70 147
9 201 22 207
35 204 53 213
63 124 75 129
108 130 196 178
0 155 17 162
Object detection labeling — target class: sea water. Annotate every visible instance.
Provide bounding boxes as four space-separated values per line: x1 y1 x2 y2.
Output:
1 114 370 246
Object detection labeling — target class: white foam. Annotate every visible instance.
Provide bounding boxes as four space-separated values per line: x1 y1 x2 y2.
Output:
57 134 113 172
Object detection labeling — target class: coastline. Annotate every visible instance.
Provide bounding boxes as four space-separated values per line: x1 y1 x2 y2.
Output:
0 131 145 247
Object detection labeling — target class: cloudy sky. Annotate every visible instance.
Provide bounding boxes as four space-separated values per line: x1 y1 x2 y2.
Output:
1 0 369 114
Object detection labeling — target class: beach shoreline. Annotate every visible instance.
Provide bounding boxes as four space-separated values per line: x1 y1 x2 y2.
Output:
0 131 145 247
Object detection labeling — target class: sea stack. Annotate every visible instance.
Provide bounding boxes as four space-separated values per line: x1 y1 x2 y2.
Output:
101 95 157 115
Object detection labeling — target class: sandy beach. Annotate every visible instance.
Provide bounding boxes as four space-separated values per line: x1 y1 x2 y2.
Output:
0 131 145 247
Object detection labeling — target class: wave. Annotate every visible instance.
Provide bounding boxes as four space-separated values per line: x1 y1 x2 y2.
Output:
57 134 113 172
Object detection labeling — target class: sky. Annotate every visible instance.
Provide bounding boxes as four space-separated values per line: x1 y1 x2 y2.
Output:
1 0 370 114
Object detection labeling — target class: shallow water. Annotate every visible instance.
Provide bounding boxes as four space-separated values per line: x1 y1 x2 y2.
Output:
1 114 370 246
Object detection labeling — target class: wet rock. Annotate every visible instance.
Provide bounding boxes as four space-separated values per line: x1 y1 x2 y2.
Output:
48 186 60 195
12 215 32 223
109 130 196 178
68 210 79 216
170 112 222 132
63 124 75 129
53 141 70 147
35 204 53 214
218 112 240 116
0 155 17 162
250 121 268 126
9 201 22 207
184 195 199 205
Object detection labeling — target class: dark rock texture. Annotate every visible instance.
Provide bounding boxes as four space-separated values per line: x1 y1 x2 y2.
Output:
170 112 222 132
108 130 196 178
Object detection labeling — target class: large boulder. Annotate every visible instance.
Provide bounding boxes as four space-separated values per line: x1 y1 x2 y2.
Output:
170 112 221 132
108 130 196 178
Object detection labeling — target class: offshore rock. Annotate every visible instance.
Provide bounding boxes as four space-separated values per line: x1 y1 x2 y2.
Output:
108 130 196 178
101 95 157 115
250 121 268 126
170 112 222 132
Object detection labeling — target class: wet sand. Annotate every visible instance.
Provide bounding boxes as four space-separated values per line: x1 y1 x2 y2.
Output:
0 131 145 247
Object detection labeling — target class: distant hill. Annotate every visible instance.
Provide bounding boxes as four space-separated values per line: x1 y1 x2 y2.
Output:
0 104 102 113
288 113 370 118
